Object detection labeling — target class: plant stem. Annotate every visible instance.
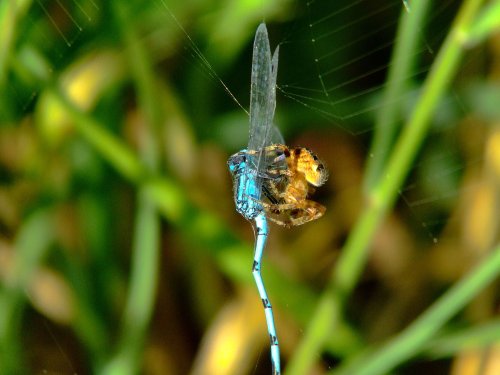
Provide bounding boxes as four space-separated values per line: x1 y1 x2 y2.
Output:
0 209 55 374
364 0 431 192
100 190 160 375
0 0 32 119
100 2 162 373
422 318 500 358
333 243 500 375
285 0 486 374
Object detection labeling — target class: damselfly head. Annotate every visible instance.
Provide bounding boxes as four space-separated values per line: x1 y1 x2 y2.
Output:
227 150 248 175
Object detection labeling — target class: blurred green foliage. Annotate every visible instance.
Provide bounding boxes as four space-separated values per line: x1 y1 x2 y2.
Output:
1 0 500 374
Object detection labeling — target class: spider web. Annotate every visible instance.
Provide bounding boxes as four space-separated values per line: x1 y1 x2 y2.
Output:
272 2 488 372
2 0 492 374
277 0 467 243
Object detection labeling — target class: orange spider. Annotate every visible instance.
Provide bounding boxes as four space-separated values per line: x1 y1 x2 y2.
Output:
256 144 328 227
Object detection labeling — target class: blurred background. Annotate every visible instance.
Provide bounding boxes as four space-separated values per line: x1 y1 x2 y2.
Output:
1 0 500 374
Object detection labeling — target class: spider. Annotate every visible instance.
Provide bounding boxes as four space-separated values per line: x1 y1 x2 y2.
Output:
253 144 328 227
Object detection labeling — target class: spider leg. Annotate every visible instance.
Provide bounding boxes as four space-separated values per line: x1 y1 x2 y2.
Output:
262 184 280 205
264 169 293 178
288 200 326 226
264 200 326 227
266 215 294 228
264 179 287 201
259 200 299 211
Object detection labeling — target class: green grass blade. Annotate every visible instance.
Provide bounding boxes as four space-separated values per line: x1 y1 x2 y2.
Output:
363 0 431 192
100 2 163 373
0 209 56 374
333 243 500 375
465 0 500 45
100 191 160 375
422 318 500 358
285 0 487 374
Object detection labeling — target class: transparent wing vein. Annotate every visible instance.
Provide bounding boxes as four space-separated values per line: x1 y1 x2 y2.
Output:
248 23 278 153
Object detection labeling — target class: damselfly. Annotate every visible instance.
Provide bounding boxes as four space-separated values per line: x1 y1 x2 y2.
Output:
227 23 328 374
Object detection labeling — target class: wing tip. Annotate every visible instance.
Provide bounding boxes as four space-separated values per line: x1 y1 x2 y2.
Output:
256 22 268 36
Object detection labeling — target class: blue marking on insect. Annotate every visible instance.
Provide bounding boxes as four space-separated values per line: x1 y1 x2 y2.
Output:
227 23 282 375
228 149 264 220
